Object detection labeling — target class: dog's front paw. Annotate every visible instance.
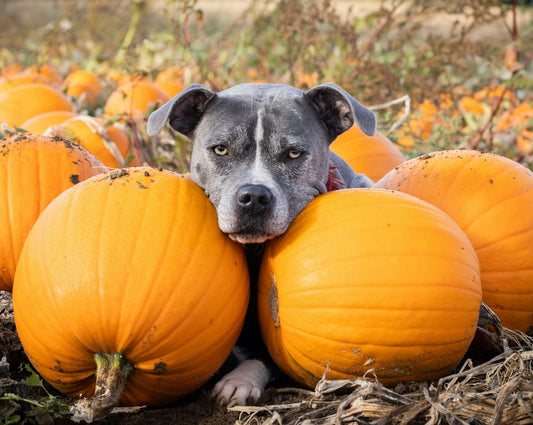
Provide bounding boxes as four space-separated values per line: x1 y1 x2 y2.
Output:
211 359 270 407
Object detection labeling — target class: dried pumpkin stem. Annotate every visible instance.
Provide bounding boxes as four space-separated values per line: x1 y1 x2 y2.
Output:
70 352 134 423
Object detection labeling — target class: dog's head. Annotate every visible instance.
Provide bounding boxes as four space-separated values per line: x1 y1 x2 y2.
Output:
147 83 375 244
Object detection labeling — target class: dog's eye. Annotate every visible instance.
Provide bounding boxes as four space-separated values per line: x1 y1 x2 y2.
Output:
288 150 302 159
213 145 228 156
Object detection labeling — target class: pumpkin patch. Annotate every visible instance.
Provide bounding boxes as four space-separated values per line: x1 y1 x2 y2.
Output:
258 188 482 389
12 167 249 417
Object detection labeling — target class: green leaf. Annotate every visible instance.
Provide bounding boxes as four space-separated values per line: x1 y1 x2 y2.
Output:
20 364 44 389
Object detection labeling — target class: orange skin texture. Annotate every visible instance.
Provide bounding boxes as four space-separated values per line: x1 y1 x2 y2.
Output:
0 134 107 291
20 110 77 134
375 150 533 332
13 167 249 407
48 115 141 168
330 125 405 182
258 188 481 389
0 84 74 127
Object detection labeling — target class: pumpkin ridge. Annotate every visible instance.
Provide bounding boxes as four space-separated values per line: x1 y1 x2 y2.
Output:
125 179 214 362
59 188 102 357
113 172 172 354
473 226 533 252
280 317 477 347
460 186 533 236
279 332 468 384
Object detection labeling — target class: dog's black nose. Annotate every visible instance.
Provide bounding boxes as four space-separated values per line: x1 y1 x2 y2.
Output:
236 184 272 213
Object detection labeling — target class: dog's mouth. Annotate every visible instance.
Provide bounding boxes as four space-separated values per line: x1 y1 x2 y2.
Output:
227 232 276 245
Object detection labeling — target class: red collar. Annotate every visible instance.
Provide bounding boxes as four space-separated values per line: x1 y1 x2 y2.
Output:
326 164 344 192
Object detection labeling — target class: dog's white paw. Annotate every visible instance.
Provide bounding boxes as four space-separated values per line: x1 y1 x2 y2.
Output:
211 359 270 407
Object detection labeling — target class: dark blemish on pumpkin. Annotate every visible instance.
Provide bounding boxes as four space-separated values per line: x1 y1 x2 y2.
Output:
489 179 494 184
69 174 80 184
153 362 167 374
54 359 63 372
269 274 280 328
14 135 27 142
109 169 129 180
419 153 434 160
136 181 148 189
144 170 150 177
72 160 79 165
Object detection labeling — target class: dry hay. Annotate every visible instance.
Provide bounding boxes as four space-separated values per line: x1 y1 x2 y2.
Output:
230 304 533 425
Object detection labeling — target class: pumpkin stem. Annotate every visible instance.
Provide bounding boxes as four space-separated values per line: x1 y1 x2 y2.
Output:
69 352 134 423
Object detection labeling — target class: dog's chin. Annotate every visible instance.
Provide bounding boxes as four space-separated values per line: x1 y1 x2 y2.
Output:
227 232 276 245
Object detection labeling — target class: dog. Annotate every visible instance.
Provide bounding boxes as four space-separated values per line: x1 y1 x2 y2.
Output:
147 82 376 406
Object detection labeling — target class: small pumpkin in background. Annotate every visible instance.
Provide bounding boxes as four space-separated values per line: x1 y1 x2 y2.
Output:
104 81 169 120
330 125 405 182
154 66 186 98
0 74 52 93
375 150 533 332
62 69 102 107
0 84 74 127
0 134 106 292
21 64 63 86
46 115 141 168
258 188 481 389
20 110 77 134
13 167 249 421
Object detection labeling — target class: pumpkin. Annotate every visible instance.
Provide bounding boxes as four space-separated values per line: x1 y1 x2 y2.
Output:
0 134 106 292
12 167 249 420
62 69 102 107
104 81 169 120
154 66 186 97
46 115 141 168
0 74 52 93
258 188 481 388
20 110 77 134
330 125 405 182
21 64 63 86
0 84 74 127
375 150 533 332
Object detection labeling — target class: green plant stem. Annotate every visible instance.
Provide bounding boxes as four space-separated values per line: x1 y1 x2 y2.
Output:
69 353 134 423
114 1 145 64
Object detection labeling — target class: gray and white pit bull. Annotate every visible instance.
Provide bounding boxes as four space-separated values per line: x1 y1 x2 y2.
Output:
147 82 376 406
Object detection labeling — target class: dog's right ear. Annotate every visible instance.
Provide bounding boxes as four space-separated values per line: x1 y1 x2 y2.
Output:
146 83 216 137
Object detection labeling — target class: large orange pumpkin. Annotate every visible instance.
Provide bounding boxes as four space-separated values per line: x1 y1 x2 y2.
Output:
13 167 249 418
0 134 106 292
258 188 481 389
375 150 533 332
104 81 169 120
0 84 74 127
330 125 405 182
46 115 141 168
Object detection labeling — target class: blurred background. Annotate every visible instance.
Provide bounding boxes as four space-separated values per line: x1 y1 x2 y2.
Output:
1 0 532 167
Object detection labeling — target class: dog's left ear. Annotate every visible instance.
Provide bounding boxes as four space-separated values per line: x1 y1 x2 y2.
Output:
305 83 376 142
146 83 216 137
